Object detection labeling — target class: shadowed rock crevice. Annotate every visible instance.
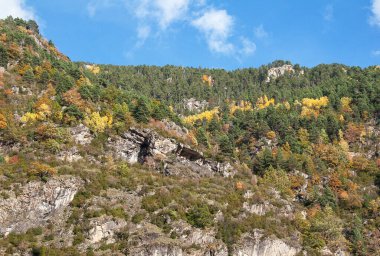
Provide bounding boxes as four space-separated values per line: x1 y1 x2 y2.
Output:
108 127 236 178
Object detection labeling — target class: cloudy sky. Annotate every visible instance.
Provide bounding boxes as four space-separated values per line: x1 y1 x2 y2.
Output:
1 0 379 69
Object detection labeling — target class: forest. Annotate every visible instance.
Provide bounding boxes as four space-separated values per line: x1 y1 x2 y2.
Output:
0 17 379 256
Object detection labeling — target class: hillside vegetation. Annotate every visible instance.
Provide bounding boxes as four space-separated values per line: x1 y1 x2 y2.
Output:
0 17 379 256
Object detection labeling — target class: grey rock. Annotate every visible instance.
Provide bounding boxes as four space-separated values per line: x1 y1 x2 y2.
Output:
183 98 209 113
128 223 183 256
243 202 273 216
57 146 83 162
161 119 189 137
0 176 82 235
108 128 236 177
266 65 303 83
233 230 301 256
87 216 127 244
70 124 93 145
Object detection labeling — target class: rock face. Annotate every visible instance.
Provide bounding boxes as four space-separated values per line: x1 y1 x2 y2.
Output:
183 98 209 113
108 128 235 177
243 202 273 216
233 230 301 256
127 222 228 256
266 65 303 82
108 128 149 164
127 223 183 256
87 216 127 244
0 176 82 235
161 119 189 138
57 146 83 162
70 124 93 145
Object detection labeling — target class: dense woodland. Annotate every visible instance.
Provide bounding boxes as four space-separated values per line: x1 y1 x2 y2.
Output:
0 17 379 255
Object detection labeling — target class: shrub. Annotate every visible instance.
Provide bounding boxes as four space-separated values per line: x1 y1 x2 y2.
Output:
108 207 128 220
260 166 292 197
186 203 213 228
28 162 57 180
132 212 146 224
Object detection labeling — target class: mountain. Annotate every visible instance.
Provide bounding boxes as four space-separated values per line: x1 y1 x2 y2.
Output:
0 17 379 256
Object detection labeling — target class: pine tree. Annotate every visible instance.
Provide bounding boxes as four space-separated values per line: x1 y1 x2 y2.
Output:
0 45 8 67
133 98 151 123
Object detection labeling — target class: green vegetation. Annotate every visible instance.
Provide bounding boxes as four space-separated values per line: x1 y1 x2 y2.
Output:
0 17 379 255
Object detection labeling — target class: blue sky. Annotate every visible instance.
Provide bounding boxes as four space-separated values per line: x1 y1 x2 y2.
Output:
1 0 380 69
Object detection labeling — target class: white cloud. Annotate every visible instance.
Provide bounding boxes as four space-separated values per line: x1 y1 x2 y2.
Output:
192 9 235 54
136 24 151 47
87 0 114 17
0 0 35 20
254 24 268 39
323 4 334 22
372 50 380 56
370 0 380 27
89 0 255 58
134 0 190 29
155 0 190 28
137 25 151 40
240 37 256 55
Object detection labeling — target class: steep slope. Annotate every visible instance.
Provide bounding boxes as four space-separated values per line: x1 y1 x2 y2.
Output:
0 17 379 256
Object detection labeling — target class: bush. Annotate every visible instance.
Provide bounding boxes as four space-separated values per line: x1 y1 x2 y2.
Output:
108 207 128 220
132 212 146 224
28 162 57 180
186 203 213 228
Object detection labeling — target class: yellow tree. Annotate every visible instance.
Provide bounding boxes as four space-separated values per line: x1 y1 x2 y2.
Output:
0 112 7 129
340 97 352 113
256 95 275 109
301 96 329 118
183 108 219 125
84 112 113 134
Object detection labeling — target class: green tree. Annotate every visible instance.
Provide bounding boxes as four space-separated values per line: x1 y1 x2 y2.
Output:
196 127 209 148
253 147 274 176
27 20 39 34
0 45 8 67
186 204 213 228
133 97 151 123
219 134 233 157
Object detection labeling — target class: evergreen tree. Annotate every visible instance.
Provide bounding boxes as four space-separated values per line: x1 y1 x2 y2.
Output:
219 134 233 157
0 45 8 67
133 98 151 123
253 147 274 176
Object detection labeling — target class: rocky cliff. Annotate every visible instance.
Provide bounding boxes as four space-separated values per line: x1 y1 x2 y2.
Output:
107 127 236 178
0 176 82 235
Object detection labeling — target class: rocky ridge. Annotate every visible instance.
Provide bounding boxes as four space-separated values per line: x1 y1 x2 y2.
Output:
107 127 236 178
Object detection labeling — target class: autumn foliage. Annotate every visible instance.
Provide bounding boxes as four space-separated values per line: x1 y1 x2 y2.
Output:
255 95 275 109
29 162 57 178
0 112 6 129
63 87 86 110
84 112 113 134
183 108 219 125
300 96 329 118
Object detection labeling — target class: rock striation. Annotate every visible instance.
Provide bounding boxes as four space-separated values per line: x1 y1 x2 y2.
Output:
233 230 301 256
107 128 236 178
0 176 82 235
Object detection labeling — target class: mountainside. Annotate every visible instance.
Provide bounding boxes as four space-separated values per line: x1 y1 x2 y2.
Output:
0 17 379 256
